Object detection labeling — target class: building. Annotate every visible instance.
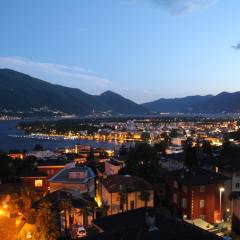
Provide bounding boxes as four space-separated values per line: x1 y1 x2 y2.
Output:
75 145 91 154
20 172 48 192
49 163 96 198
220 163 240 234
87 208 223 240
33 190 96 237
37 160 65 179
7 153 25 159
96 174 154 215
27 150 60 159
104 158 125 176
166 167 229 224
159 153 184 171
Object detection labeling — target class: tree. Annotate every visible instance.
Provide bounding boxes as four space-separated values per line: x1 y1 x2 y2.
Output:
20 186 42 223
32 201 60 240
118 185 128 212
125 143 163 184
202 140 213 157
119 144 127 157
139 191 150 208
0 153 11 182
59 198 72 237
154 142 167 155
160 132 171 146
141 131 150 142
87 147 95 162
184 138 198 168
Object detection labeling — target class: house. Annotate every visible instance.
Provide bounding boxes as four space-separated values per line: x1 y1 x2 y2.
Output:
104 158 125 176
20 172 48 192
85 208 223 240
159 153 184 171
49 163 96 198
7 153 25 159
33 190 96 237
37 160 65 179
27 150 60 159
96 174 154 215
166 167 229 224
220 162 240 234
75 145 91 154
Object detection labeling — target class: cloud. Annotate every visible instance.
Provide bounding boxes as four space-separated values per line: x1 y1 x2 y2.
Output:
232 42 240 50
0 56 110 86
150 0 217 15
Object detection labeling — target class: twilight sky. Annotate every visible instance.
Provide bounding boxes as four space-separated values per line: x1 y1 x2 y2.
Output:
0 0 240 103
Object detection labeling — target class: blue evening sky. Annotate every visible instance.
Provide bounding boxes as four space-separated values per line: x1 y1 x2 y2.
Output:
0 0 240 103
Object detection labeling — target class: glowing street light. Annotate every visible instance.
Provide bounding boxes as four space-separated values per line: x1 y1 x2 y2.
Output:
219 187 225 220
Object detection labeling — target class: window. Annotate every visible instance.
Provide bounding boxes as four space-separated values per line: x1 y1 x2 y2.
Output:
174 181 178 189
236 183 240 189
200 200 205 208
130 200 135 210
200 186 205 192
182 185 187 193
182 198 187 208
35 179 43 187
173 193 178 204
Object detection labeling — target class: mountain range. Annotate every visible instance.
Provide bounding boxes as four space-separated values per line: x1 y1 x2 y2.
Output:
143 92 240 114
0 69 145 116
1 68 240 116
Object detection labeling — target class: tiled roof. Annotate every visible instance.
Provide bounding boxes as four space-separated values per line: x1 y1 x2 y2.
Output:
49 166 95 184
100 175 153 193
167 167 229 186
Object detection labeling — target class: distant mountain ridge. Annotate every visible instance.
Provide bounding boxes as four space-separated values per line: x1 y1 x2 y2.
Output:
0 69 146 116
143 92 240 114
1 68 240 116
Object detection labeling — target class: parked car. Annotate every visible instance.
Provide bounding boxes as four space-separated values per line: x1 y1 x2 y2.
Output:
76 226 87 238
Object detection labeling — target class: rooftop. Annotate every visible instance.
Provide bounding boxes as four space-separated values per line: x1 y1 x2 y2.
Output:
49 165 95 184
167 167 229 186
87 208 223 240
100 174 153 193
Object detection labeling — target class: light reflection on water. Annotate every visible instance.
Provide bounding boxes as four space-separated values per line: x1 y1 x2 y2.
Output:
0 120 120 152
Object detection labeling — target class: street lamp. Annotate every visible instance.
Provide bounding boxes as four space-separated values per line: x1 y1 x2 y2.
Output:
219 187 225 221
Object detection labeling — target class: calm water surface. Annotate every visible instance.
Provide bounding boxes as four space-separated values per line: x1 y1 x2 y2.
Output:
0 120 120 152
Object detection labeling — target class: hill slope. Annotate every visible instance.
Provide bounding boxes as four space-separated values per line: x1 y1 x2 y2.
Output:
143 95 213 113
143 92 240 114
0 69 146 116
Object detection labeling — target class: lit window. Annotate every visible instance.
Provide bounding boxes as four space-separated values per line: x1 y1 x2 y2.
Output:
200 200 205 208
200 186 205 192
35 179 43 187
174 181 178 189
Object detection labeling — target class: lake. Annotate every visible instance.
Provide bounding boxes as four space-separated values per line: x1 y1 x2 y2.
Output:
0 120 120 152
